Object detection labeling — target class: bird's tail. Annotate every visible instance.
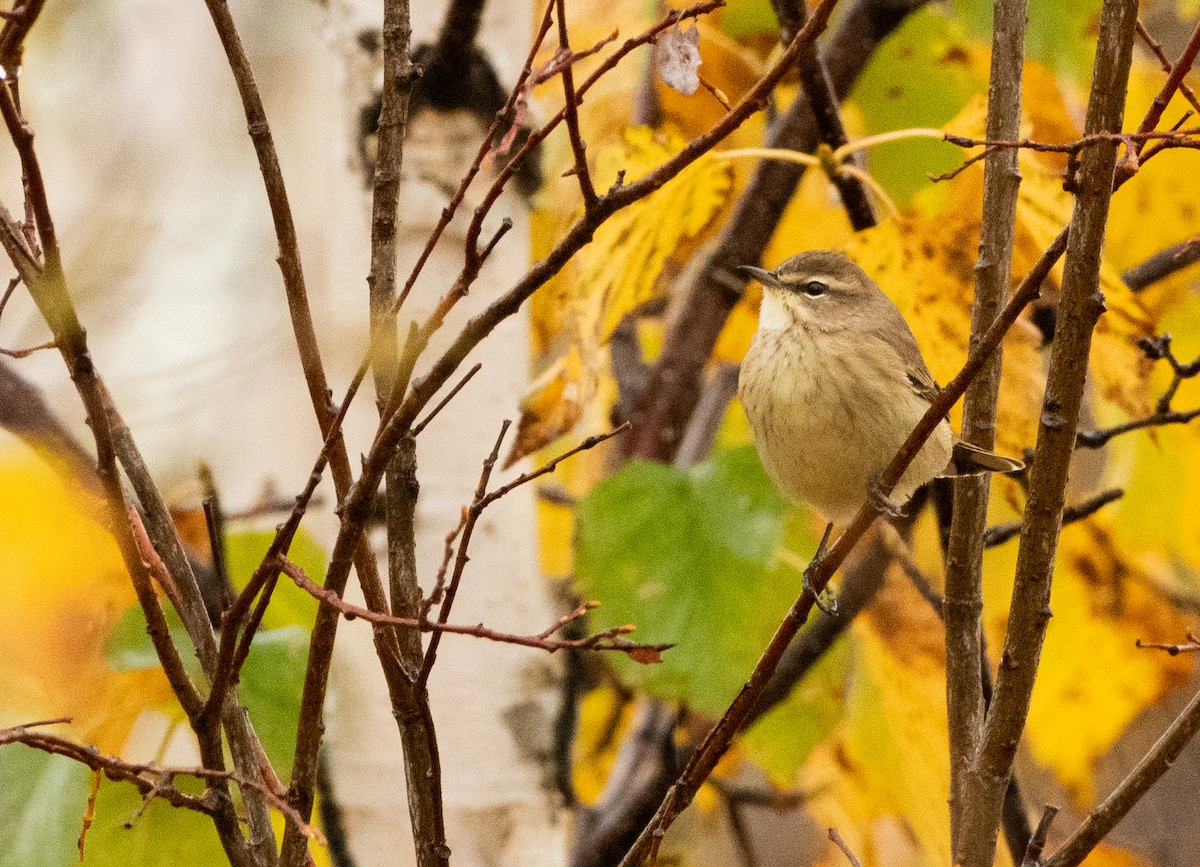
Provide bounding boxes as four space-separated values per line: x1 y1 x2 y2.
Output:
947 440 1025 475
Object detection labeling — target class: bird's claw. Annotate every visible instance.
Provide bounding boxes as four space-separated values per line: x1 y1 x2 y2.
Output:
803 564 838 616
867 473 906 519
804 521 838 616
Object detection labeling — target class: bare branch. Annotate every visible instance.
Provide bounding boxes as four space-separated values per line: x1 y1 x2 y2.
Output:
955 2 1141 863
1122 235 1200 291
556 0 598 211
944 1 1027 854
279 558 670 659
1020 805 1059 867
1135 633 1200 655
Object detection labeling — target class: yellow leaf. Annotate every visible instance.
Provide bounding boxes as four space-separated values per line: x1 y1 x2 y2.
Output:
0 439 174 752
572 686 634 806
506 345 595 467
982 518 1194 803
576 126 734 344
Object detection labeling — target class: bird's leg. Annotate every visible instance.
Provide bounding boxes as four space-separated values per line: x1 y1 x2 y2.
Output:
867 472 906 519
803 521 837 616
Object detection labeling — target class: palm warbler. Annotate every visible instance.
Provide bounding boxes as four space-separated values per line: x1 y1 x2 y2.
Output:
738 250 1021 527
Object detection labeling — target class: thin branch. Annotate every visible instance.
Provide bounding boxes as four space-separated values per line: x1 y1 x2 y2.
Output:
1020 805 1059 867
0 273 19 321
0 726 322 844
1077 407 1200 447
1136 19 1200 116
0 337 53 357
828 828 863 867
418 420 510 686
279 558 669 658
556 0 598 211
1041 679 1200 866
413 362 483 435
1122 235 1200 291
1135 633 1200 655
944 1 1027 854
983 488 1124 548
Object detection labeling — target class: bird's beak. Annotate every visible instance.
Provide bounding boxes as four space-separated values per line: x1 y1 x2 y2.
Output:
737 265 782 289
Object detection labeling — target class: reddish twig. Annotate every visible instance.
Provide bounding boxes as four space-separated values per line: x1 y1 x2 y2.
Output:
279 558 670 659
0 724 322 843
1135 633 1200 655
0 337 54 357
555 0 598 211
417 421 631 686
1136 19 1200 116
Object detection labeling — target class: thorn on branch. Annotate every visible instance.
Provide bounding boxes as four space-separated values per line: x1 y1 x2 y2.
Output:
828 828 863 867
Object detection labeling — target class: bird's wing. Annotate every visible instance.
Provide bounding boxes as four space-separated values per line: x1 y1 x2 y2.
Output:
877 317 942 403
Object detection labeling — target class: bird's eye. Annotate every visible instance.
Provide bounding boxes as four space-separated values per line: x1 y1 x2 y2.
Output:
800 280 827 297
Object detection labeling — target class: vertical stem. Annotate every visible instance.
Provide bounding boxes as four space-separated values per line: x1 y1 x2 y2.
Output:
944 0 1027 854
954 1 1140 863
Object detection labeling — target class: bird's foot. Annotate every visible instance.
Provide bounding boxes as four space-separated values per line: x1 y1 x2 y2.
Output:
803 522 837 616
867 473 906 519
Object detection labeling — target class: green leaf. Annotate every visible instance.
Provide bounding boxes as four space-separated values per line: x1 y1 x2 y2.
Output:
225 528 325 631
720 0 779 41
0 746 84 867
575 445 819 715
848 7 987 209
0 746 226 867
103 605 198 681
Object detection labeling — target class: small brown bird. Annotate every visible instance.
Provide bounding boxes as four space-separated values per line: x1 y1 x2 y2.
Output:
738 250 1022 529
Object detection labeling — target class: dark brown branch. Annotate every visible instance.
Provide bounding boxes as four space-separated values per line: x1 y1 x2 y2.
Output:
0 359 102 497
1122 236 1200 291
556 0 598 210
1077 407 1200 447
789 0 876 229
1020 806 1059 867
0 0 44 77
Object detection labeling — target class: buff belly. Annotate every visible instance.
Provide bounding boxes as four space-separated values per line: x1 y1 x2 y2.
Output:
738 327 952 524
